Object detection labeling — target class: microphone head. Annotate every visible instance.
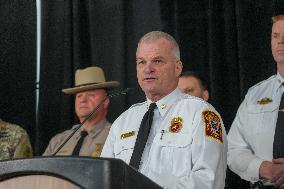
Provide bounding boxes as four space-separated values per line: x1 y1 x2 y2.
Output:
121 88 134 95
108 88 134 98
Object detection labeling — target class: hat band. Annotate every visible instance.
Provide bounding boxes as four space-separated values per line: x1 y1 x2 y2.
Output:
75 82 101 88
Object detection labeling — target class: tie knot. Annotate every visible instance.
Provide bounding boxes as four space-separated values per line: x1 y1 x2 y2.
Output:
80 130 88 138
148 103 156 111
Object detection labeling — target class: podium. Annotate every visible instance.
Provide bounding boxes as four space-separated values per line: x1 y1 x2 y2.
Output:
0 156 162 189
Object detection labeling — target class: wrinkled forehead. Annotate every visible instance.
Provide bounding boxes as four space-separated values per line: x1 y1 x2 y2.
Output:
136 39 174 58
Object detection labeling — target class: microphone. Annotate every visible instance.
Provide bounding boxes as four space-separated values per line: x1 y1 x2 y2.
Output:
107 88 133 98
51 88 132 156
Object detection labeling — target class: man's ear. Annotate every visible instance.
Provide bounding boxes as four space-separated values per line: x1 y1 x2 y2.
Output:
203 90 209 101
175 60 183 77
103 98 110 108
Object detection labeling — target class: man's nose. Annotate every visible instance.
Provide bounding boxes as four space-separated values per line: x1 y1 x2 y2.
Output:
279 35 284 44
143 63 155 73
79 95 87 102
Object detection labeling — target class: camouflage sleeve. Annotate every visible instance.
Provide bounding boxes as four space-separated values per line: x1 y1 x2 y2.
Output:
13 132 33 158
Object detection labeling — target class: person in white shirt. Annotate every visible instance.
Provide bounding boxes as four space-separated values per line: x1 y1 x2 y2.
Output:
227 10 284 189
101 31 227 189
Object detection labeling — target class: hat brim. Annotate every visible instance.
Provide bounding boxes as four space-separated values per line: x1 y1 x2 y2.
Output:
62 81 120 94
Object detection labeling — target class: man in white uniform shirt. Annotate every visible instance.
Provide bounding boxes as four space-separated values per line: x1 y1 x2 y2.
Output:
227 7 284 189
101 31 227 189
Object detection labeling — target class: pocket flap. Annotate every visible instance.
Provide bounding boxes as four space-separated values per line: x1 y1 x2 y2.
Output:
154 132 192 147
247 103 278 113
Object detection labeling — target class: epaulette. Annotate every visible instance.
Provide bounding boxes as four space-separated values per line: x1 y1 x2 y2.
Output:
248 75 276 91
182 93 207 103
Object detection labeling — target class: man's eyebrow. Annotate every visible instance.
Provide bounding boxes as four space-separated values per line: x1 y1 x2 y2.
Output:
152 56 164 59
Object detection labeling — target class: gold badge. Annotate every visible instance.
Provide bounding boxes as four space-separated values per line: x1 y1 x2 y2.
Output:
120 131 135 139
257 97 272 105
169 117 183 133
91 143 103 157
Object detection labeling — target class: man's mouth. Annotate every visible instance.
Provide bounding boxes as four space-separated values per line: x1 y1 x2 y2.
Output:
143 77 157 81
277 49 284 54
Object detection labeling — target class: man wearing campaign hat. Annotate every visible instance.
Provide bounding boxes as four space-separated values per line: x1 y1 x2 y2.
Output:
43 66 119 157
228 1 284 188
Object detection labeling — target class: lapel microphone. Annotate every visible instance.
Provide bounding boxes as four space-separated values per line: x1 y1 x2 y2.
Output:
51 88 133 156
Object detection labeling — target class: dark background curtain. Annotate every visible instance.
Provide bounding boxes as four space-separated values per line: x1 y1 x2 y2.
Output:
0 0 36 148
0 0 278 188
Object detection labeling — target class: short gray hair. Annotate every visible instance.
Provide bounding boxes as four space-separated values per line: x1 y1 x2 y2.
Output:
138 31 180 60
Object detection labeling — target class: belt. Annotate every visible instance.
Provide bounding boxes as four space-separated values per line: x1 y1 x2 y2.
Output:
250 181 276 189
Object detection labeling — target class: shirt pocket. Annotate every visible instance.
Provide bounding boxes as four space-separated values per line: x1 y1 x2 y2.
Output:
150 132 192 177
114 139 134 163
246 103 278 134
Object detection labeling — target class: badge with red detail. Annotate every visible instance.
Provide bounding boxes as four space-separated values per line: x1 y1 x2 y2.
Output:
202 110 223 143
169 117 183 133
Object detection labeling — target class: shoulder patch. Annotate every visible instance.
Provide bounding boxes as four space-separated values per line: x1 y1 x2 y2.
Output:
202 110 223 143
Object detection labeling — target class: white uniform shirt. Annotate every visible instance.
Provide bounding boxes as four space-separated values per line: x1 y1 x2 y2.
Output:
228 73 284 183
101 88 227 189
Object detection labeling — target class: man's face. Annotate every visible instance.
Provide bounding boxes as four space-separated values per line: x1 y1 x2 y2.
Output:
271 19 284 64
136 38 182 101
178 76 209 101
75 89 107 122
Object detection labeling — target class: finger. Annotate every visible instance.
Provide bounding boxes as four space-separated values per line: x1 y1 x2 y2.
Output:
271 168 284 183
271 173 282 183
274 175 284 187
273 158 284 164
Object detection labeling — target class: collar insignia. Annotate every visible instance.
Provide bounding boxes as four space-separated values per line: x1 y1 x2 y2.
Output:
169 117 183 133
120 131 135 139
257 97 272 105
160 104 167 109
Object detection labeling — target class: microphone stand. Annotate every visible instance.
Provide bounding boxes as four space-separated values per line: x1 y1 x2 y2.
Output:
52 88 130 156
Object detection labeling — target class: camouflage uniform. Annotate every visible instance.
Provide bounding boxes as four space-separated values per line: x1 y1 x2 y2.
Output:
0 119 33 160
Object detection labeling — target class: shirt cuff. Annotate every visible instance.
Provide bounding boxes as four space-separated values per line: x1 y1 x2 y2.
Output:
247 157 264 182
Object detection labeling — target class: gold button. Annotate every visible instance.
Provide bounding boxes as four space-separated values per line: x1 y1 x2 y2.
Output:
161 104 166 109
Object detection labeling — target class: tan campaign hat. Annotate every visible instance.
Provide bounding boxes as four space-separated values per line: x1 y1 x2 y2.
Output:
62 66 120 94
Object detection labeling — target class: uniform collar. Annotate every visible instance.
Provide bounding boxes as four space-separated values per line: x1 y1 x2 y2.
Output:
146 87 183 117
73 118 107 138
87 118 107 138
276 72 284 93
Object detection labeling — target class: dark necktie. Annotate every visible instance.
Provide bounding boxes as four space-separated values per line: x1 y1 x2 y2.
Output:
72 130 88 155
273 92 284 158
129 103 156 169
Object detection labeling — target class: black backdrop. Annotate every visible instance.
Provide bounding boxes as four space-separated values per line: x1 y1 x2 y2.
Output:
0 0 278 188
